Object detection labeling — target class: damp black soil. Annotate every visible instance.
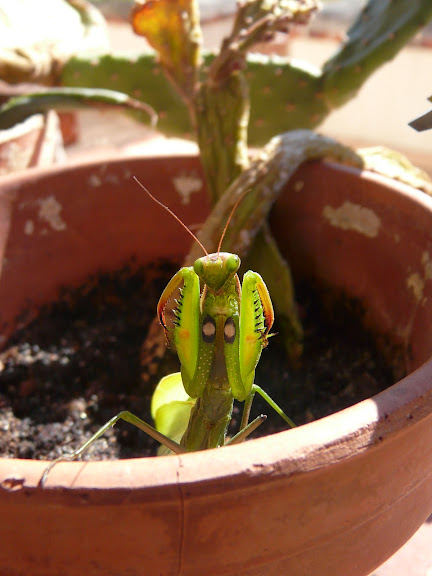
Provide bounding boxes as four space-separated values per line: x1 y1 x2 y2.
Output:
0 262 406 461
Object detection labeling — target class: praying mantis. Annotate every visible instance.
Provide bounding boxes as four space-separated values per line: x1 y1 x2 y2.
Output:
41 182 294 484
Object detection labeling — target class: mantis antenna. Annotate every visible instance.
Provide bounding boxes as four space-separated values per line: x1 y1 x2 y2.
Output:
134 177 208 256
217 189 250 256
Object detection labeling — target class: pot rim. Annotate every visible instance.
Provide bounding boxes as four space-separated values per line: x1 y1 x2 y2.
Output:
1 152 432 493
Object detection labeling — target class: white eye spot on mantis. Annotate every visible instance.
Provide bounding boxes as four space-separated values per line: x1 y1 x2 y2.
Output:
172 174 203 205
202 316 216 344
38 196 66 231
322 202 380 238
224 318 236 344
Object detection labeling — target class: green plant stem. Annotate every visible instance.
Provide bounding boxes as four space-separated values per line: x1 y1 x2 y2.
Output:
0 87 157 130
194 73 250 204
187 131 363 262
245 224 303 361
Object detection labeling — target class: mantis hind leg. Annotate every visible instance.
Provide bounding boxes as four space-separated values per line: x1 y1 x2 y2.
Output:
252 385 296 428
225 414 267 446
40 410 186 486
226 384 295 447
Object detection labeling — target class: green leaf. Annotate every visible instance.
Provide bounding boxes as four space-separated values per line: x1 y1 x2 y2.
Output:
0 87 157 130
154 401 194 448
151 372 195 451
151 372 190 418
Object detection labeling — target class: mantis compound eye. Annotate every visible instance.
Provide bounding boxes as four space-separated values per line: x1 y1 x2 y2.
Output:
193 258 204 277
225 254 240 275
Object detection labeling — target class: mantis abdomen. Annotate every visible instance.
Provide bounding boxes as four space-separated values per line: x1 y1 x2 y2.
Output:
181 386 233 451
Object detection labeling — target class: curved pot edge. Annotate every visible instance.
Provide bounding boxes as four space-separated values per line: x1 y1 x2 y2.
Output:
1 357 431 493
0 153 431 494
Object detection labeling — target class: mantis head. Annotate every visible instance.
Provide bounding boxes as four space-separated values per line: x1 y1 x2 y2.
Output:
193 252 240 294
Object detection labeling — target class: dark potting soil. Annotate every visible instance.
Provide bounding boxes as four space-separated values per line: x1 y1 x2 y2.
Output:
0 262 405 461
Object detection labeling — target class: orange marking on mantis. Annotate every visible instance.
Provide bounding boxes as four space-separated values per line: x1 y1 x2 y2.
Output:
177 328 191 341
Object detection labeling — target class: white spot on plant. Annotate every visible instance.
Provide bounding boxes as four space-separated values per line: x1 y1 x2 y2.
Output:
172 174 203 205
38 196 66 231
322 202 381 238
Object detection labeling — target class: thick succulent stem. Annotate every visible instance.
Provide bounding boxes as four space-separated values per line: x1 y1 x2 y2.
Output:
245 224 303 361
61 53 192 137
194 72 250 204
189 131 362 358
321 0 432 109
187 131 362 262
193 0 318 201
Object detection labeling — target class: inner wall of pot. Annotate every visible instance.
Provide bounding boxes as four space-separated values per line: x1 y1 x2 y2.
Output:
272 161 432 374
1 156 432 378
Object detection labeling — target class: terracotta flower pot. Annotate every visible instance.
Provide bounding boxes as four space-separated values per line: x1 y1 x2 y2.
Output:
0 152 431 576
0 111 65 175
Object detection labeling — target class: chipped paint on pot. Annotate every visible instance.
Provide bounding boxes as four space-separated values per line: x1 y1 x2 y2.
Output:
322 201 381 238
172 173 203 204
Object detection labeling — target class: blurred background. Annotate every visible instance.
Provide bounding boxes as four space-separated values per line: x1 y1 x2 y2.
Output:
65 0 432 175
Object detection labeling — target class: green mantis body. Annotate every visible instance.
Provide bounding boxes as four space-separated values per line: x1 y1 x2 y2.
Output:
41 187 294 484
152 251 294 454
